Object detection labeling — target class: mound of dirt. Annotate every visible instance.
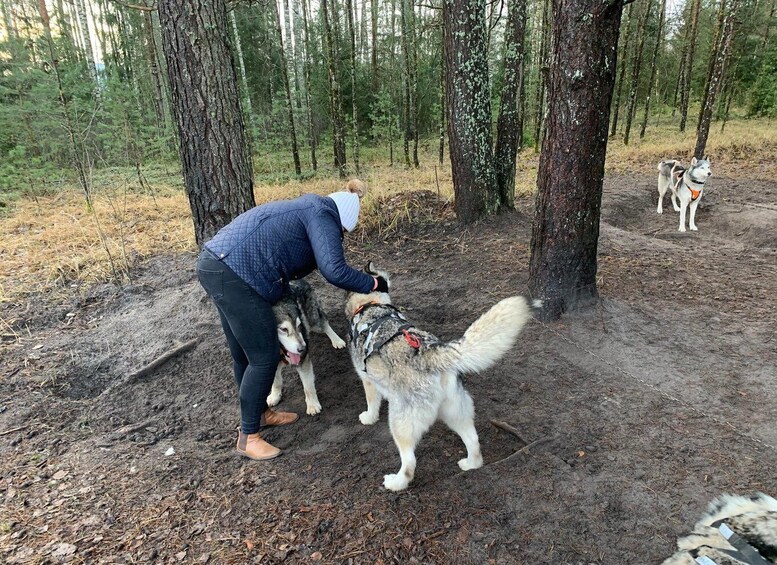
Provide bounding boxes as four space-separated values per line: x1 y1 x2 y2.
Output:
1 175 775 564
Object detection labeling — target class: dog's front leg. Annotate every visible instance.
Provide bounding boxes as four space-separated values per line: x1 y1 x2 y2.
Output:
657 177 666 214
678 198 689 232
296 357 322 415
689 198 701 231
266 364 285 407
358 375 382 425
323 321 346 349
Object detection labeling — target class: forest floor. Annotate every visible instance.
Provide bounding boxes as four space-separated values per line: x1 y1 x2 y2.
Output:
1 167 776 564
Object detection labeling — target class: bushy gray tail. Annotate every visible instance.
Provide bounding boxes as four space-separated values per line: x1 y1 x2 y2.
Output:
424 296 539 374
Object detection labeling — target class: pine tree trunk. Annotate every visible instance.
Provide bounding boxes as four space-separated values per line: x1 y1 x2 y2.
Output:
401 0 412 168
623 0 652 145
301 0 318 170
272 0 302 175
494 0 527 208
679 0 701 132
322 0 348 177
639 0 666 139
698 0 727 127
443 0 499 223
609 2 632 137
529 0 623 321
283 0 302 110
346 0 361 173
158 0 255 245
439 29 446 166
410 1 419 168
695 0 738 158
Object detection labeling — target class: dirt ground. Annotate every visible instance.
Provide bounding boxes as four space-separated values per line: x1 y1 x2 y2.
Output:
1 173 776 564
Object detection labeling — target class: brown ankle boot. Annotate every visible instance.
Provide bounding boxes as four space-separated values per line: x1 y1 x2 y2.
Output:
262 409 299 427
236 432 281 460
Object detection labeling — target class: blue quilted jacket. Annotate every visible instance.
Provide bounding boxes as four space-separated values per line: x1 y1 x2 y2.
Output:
204 194 374 303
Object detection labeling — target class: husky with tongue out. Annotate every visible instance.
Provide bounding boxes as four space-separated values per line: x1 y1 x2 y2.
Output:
268 279 346 415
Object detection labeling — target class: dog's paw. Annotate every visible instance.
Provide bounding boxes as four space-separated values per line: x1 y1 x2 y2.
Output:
383 473 409 492
678 226 686 233
306 400 322 416
458 455 483 471
359 411 379 425
330 335 346 349
657 208 663 215
673 205 681 212
266 392 282 407
690 225 698 231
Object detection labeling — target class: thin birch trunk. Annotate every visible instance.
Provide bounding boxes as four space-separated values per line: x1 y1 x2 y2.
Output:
272 0 302 175
229 9 254 127
679 0 701 132
322 0 348 177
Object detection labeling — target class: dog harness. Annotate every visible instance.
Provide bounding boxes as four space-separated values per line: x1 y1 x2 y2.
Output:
672 164 705 202
350 303 423 369
690 519 774 565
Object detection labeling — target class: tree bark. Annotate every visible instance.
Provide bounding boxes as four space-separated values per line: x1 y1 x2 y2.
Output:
443 0 499 223
158 0 255 245
271 0 302 175
529 0 623 321
623 0 652 145
695 0 738 158
401 0 413 167
639 0 666 139
679 0 701 132
494 0 527 209
322 0 348 177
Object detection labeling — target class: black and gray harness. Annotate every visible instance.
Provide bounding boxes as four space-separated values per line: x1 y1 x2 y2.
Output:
350 303 423 370
690 519 773 565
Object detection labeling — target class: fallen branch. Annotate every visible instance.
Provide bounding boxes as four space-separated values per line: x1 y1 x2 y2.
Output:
95 418 158 447
0 424 29 437
489 419 531 445
97 338 199 399
486 435 557 467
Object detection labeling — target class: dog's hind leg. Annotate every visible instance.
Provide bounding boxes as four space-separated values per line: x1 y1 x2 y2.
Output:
323 321 346 349
383 407 435 491
266 364 284 407
657 174 667 214
358 375 382 425
296 357 322 415
439 380 483 471
689 198 701 231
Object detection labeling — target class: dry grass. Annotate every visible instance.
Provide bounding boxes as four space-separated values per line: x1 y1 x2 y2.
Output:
1 117 775 302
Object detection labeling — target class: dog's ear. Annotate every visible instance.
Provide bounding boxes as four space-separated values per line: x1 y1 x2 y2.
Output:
691 156 698 165
364 261 378 275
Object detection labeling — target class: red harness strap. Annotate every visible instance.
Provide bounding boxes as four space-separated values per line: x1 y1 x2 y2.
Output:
402 329 422 349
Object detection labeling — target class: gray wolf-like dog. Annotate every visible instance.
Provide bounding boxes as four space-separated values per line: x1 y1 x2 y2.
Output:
344 262 540 492
268 279 346 415
662 492 777 564
657 157 712 232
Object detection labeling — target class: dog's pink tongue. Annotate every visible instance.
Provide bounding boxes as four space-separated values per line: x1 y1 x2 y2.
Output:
287 352 302 365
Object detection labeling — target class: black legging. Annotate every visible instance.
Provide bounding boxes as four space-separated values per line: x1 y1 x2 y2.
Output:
197 248 279 434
